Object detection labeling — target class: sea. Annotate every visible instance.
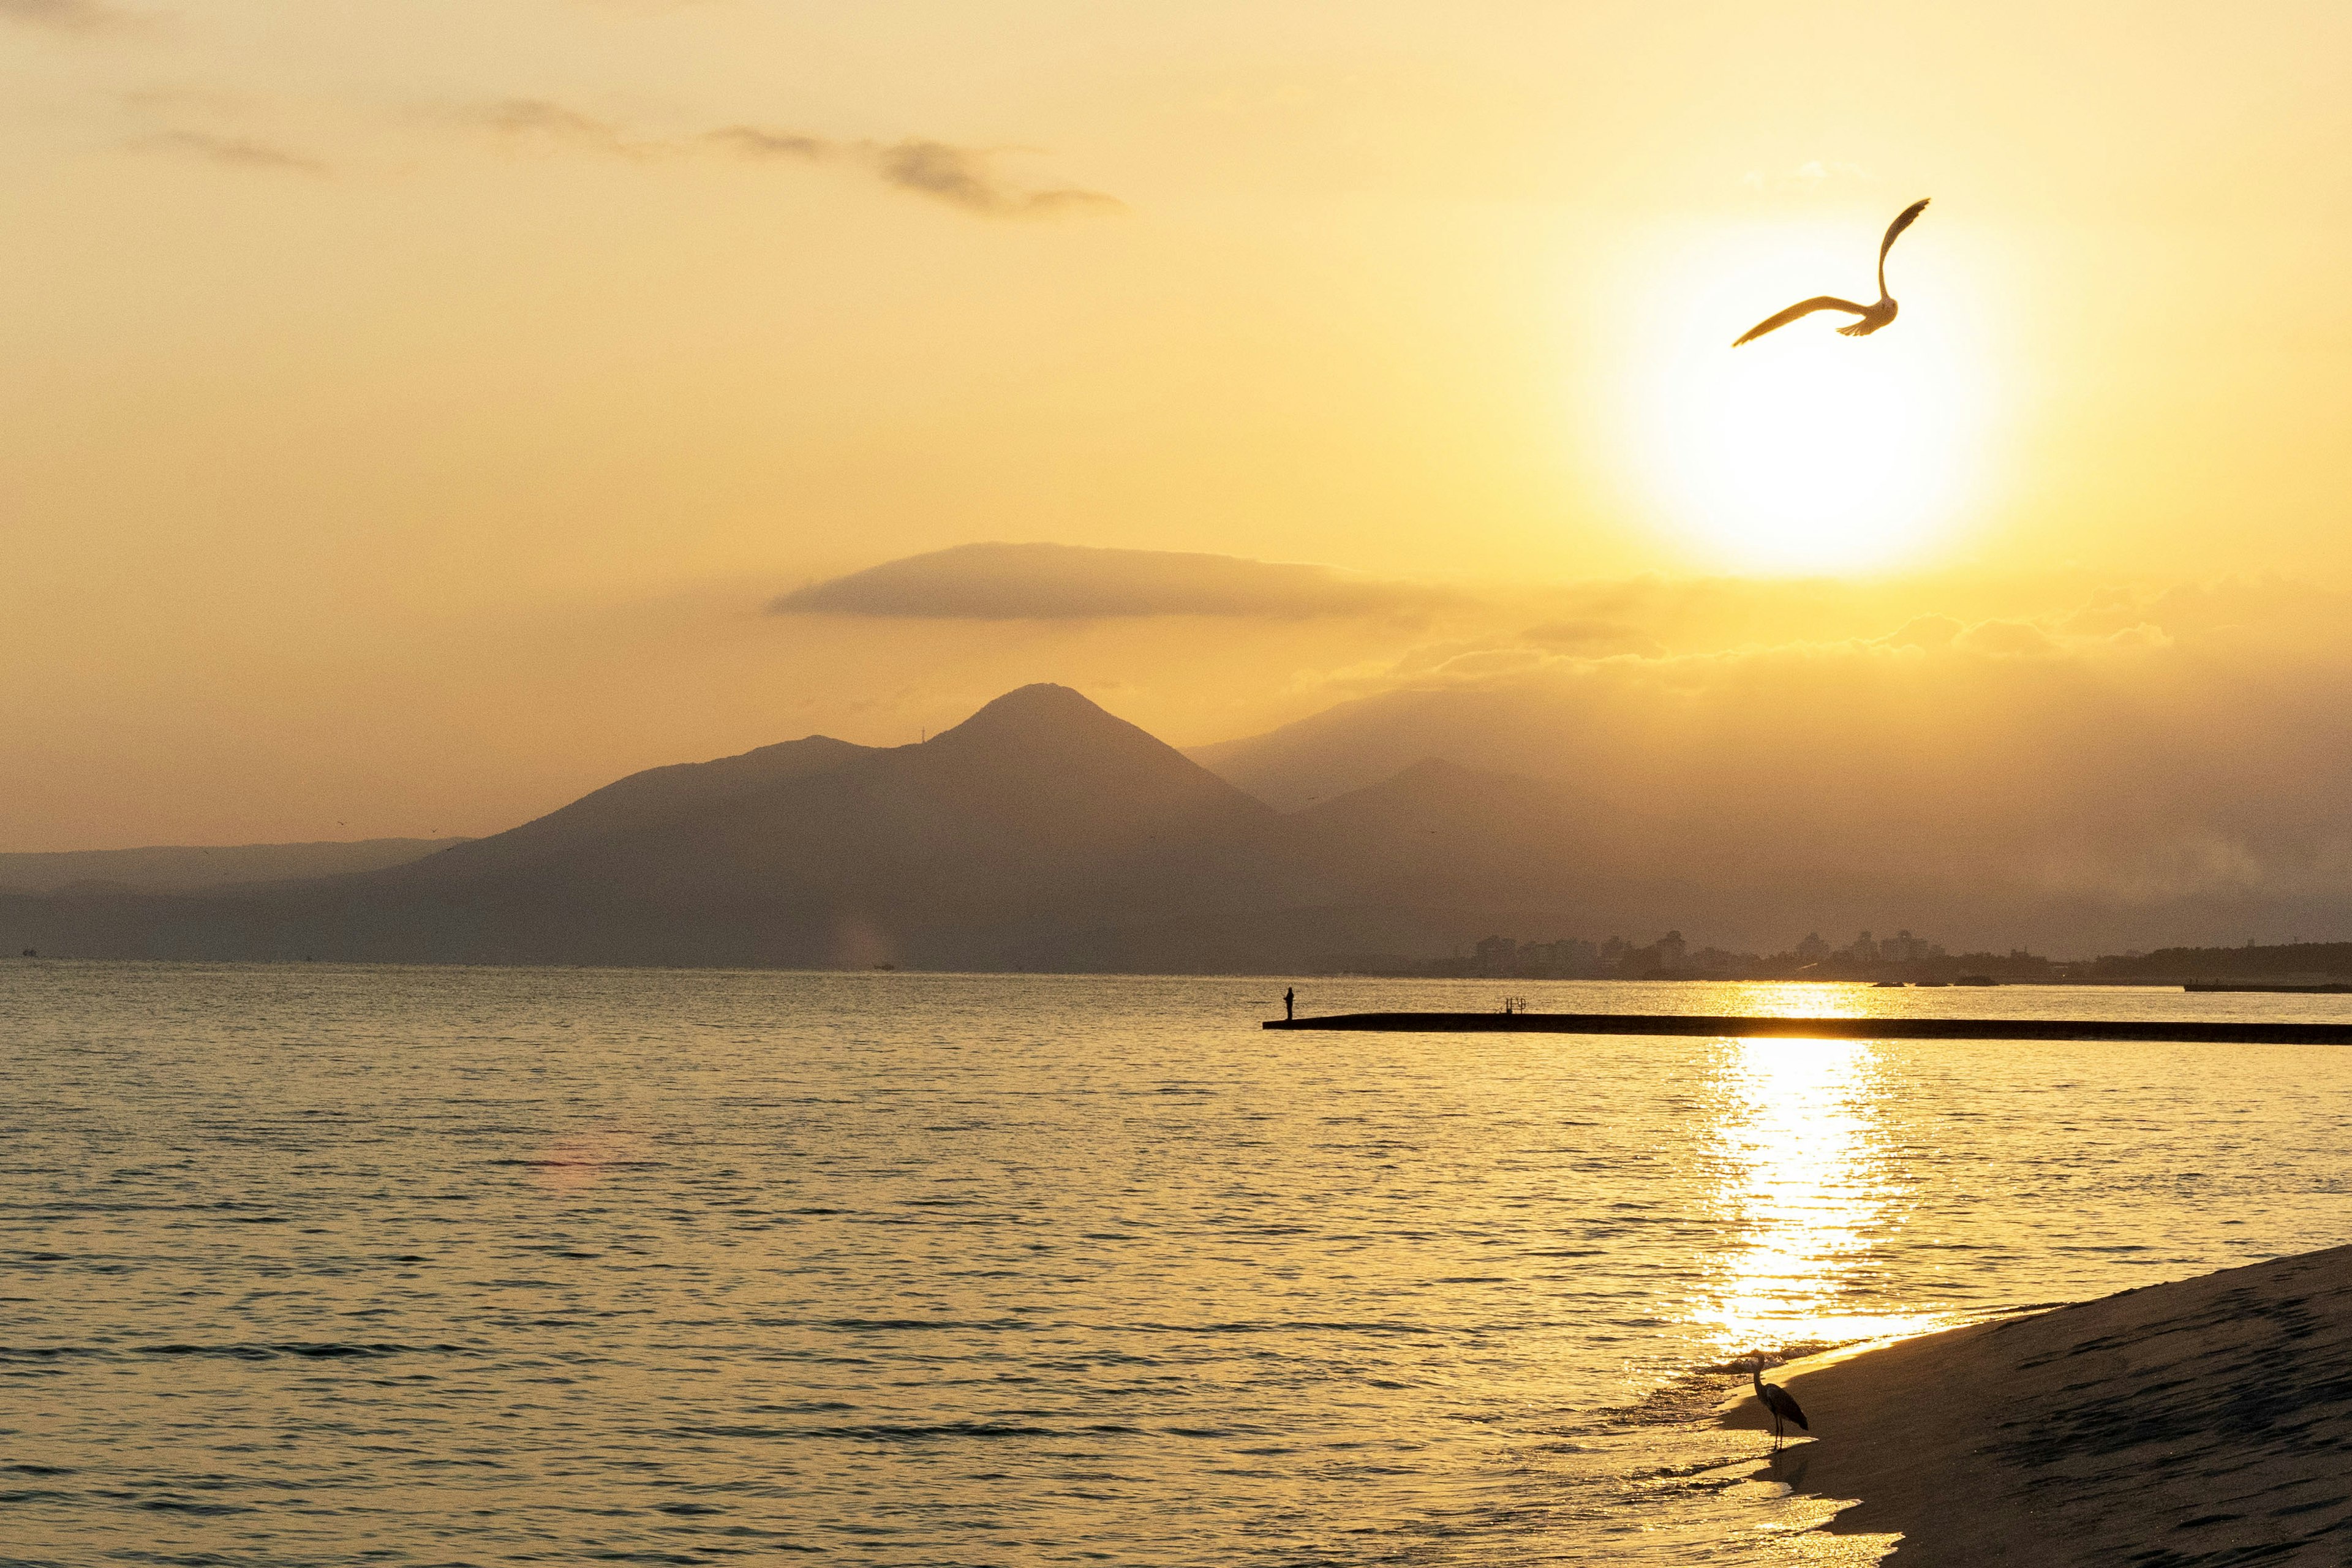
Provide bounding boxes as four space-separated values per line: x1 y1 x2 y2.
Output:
4 963 2350 1566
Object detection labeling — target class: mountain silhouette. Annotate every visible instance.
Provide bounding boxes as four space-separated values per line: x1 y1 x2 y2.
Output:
1292 758 1644 905
13 680 2334 968
2 685 1329 969
1188 672 2352 956
401 733 876 883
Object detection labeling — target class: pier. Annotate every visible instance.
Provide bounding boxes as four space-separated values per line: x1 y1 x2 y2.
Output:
1261 1012 2352 1046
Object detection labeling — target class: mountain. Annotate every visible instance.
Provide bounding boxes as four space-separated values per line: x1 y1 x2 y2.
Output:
1 686 1325 970
383 681 1312 967
13 677 2348 970
1188 687 1562 812
1189 673 2352 955
1280 756 1874 950
391 734 876 883
1291 758 1647 907
0 838 467 896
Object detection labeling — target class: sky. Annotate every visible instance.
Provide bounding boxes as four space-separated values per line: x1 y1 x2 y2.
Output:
6 1 2352 853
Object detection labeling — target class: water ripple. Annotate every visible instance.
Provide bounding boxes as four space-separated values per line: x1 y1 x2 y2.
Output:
3 963 2348 1566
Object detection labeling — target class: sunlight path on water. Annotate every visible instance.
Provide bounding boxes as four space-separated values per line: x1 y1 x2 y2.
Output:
1699 1038 1938 1354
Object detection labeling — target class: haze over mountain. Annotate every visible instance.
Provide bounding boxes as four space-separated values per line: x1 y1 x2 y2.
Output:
1191 621 2352 955
0 839 467 897
8 678 2347 970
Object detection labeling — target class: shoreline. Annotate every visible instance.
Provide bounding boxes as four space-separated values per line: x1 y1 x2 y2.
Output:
1722 1245 2352 1563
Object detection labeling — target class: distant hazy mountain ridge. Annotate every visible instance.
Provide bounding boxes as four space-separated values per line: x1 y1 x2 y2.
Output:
0 839 467 897
6 681 2345 968
1188 669 2352 956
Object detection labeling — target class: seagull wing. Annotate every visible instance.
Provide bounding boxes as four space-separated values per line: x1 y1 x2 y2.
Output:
1880 198 1931 265
1732 296 1870 347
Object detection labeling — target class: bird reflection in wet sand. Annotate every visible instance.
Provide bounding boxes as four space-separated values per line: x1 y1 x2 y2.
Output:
1733 198 1931 345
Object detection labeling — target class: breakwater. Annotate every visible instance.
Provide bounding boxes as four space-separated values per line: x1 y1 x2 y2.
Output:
1264 1011 2352 1044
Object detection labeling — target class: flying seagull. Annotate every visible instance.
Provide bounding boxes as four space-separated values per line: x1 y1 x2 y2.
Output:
1749 1358 1811 1451
1733 198 1931 347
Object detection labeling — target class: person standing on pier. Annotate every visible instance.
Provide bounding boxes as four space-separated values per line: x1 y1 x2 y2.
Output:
1284 987 1295 1020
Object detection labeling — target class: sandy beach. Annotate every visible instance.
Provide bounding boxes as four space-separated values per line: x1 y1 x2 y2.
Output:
1726 1245 2352 1563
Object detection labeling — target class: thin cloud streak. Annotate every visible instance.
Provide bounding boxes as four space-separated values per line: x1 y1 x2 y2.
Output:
463 98 642 157
773 543 1451 620
703 125 827 160
469 99 1122 217
140 130 329 175
869 139 1123 217
0 0 123 30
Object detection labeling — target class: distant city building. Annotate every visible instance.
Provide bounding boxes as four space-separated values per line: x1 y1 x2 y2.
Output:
1517 938 1597 976
1366 925 2053 984
1473 935 1518 975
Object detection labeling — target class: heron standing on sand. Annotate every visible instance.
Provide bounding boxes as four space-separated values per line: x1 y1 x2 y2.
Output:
1733 198 1931 347
1750 1358 1810 1450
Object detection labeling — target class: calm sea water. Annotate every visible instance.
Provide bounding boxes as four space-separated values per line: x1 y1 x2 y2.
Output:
4 963 2350 1566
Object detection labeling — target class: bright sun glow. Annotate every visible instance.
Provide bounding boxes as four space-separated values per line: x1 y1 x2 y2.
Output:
1616 220 2002 575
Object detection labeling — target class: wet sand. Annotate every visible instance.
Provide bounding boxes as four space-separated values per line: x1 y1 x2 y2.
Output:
1724 1244 2352 1563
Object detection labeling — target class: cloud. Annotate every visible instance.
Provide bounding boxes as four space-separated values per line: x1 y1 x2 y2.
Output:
0 0 122 30
704 125 826 160
466 100 1122 217
1951 618 2062 658
1520 619 1666 658
462 98 639 157
771 543 1453 621
1311 600 2178 702
865 138 1123 217
707 126 1117 214
140 131 328 175
1877 614 1963 650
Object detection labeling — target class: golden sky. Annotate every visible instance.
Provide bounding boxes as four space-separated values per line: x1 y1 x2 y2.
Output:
6 1 2352 850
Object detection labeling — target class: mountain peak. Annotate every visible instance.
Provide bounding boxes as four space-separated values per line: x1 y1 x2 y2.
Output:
930 684 1131 747
963 682 1101 721
913 684 1275 827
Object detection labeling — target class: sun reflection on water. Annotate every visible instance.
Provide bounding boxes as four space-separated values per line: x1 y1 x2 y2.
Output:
1718 981 1868 1022
1698 1036 1943 1354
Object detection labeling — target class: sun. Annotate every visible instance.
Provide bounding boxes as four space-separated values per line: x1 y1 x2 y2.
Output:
1614 219 2000 575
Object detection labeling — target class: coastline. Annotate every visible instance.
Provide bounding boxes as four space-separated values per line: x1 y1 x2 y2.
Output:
1724 1245 2352 1563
